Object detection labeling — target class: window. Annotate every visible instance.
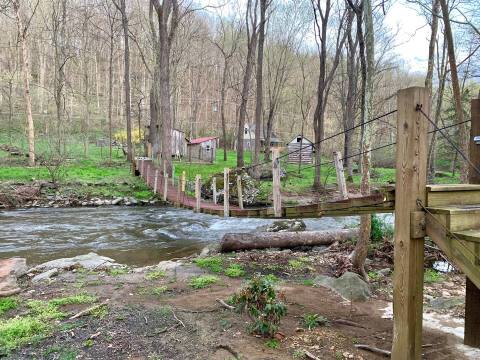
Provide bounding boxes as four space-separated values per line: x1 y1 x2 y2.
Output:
206 144 211 151
245 128 248 135
296 136 302 143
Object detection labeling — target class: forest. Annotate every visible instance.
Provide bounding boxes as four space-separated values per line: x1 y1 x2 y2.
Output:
0 0 480 359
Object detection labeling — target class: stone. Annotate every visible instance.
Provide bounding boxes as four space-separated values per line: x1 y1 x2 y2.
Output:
0 258 28 297
429 296 464 310
32 268 58 283
31 253 118 273
112 197 123 205
377 268 392 277
266 219 306 232
314 272 371 302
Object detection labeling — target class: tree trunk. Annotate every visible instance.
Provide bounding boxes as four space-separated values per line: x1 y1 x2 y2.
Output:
220 61 228 162
220 229 359 252
439 0 468 182
108 32 114 162
425 0 439 93
14 0 35 166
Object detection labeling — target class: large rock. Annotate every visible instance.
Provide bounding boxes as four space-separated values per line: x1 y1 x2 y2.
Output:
30 253 118 273
314 272 371 301
0 258 27 297
429 296 464 310
32 268 58 283
266 219 306 232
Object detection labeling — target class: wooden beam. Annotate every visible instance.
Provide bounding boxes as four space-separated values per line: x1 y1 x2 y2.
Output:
392 87 430 360
163 174 168 202
212 177 217 205
237 175 244 210
465 97 480 348
195 175 201 212
224 168 229 217
153 170 158 195
333 151 348 200
272 148 282 217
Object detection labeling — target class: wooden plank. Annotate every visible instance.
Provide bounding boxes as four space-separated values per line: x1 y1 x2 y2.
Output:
224 168 230 217
392 87 429 360
163 174 168 202
427 190 480 206
272 148 282 217
333 151 348 200
427 184 480 192
237 175 244 210
195 175 201 212
153 170 158 195
212 177 217 205
465 97 480 348
181 171 186 192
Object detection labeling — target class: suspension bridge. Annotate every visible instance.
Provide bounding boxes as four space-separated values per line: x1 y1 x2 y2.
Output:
136 87 480 359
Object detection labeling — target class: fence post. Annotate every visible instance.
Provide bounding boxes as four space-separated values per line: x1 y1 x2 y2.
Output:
163 173 169 202
333 151 348 200
146 164 150 187
141 159 145 177
465 97 480 347
181 171 186 192
272 148 282 217
392 87 430 360
224 168 230 217
212 177 217 205
237 175 244 210
154 170 158 195
171 165 175 186
195 175 201 212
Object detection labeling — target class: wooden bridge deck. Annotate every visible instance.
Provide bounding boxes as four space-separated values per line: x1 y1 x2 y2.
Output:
139 161 395 218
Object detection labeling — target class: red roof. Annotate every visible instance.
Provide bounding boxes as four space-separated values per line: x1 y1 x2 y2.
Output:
188 136 218 145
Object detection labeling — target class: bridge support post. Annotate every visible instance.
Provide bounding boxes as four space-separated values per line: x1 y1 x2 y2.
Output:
154 170 158 195
195 175 201 212
212 177 217 205
224 168 230 217
392 87 430 360
465 97 480 347
237 175 244 210
272 148 282 217
333 151 348 200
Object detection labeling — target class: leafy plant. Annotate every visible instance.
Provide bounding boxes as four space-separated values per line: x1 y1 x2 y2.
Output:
189 275 219 289
224 264 245 278
370 215 394 242
194 257 224 273
301 313 329 330
0 316 47 353
367 271 380 281
83 339 94 348
151 286 168 296
424 268 445 283
232 275 287 337
302 279 314 286
108 267 129 276
0 297 18 315
145 270 166 280
265 339 280 349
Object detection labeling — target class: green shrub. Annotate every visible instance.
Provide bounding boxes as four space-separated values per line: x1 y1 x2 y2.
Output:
189 275 219 289
0 297 18 315
370 215 394 242
224 264 245 278
194 257 224 273
424 268 444 283
264 339 280 349
232 275 287 337
300 313 329 330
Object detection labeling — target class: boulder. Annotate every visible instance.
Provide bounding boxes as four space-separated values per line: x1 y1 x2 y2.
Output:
266 219 306 232
30 253 118 273
32 268 58 283
314 272 371 302
429 296 464 310
0 258 27 297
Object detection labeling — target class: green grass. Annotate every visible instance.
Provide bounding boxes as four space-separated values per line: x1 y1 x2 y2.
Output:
424 269 445 283
300 313 329 330
194 256 224 273
145 270 166 281
189 275 219 289
44 346 78 360
224 264 245 278
107 267 129 276
151 286 168 296
0 298 18 316
264 339 280 349
301 279 314 287
0 316 48 353
49 294 97 307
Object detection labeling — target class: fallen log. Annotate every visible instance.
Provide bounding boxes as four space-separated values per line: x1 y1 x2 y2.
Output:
220 229 359 252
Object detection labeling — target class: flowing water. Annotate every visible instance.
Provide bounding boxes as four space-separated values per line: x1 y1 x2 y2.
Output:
0 206 359 266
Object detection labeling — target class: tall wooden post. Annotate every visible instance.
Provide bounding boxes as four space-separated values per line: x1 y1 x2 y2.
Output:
224 168 230 217
163 174 169 202
237 175 244 210
392 87 430 359
195 175 201 212
272 148 282 217
465 97 480 347
212 177 217 205
154 170 158 195
141 159 145 177
171 165 175 186
146 165 150 186
333 151 348 200
181 171 186 192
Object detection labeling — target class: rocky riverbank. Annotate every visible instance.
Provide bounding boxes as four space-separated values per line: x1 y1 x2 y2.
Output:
0 245 476 359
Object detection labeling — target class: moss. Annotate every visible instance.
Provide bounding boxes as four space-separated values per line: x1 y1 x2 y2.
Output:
0 316 48 353
145 270 166 280
0 297 18 316
194 257 224 273
189 275 219 289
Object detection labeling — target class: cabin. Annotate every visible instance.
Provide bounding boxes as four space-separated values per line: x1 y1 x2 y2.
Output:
243 123 283 150
187 136 218 163
144 127 187 158
287 135 314 164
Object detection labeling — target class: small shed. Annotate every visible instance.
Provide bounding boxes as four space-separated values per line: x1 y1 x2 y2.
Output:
187 136 218 163
287 135 314 164
172 128 187 159
243 123 283 150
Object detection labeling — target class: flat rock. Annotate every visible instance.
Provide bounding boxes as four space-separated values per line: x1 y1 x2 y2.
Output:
314 272 371 302
429 296 465 310
31 253 118 272
32 268 58 283
0 258 27 297
265 219 306 232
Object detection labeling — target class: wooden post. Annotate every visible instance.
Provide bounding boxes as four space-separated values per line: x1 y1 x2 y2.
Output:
465 97 480 347
154 170 158 195
392 87 430 360
224 168 230 217
141 159 145 177
212 177 217 205
146 165 150 186
333 151 348 200
272 148 282 217
195 175 201 212
163 174 169 202
237 175 244 210
171 165 175 186
181 171 186 192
